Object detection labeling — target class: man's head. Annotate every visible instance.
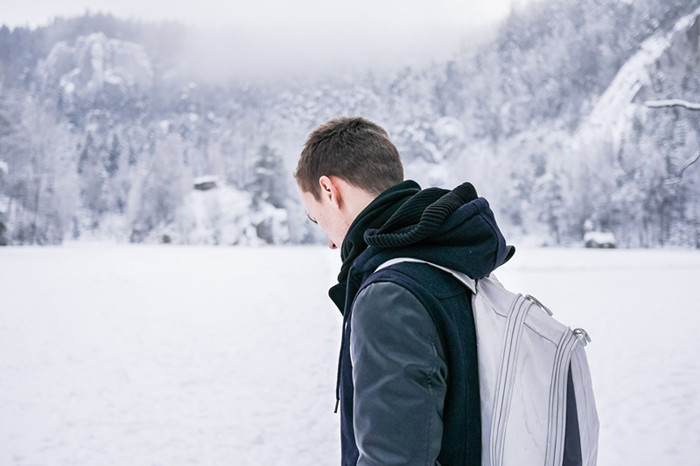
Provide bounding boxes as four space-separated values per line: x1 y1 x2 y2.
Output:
295 117 404 249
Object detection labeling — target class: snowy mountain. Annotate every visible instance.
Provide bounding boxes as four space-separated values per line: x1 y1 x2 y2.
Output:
567 6 700 247
581 7 700 148
0 0 698 247
38 32 154 120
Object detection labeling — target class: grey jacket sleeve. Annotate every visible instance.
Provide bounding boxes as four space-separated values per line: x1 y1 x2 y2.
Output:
350 281 447 466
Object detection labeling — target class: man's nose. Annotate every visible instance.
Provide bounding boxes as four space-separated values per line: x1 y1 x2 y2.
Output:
328 239 337 249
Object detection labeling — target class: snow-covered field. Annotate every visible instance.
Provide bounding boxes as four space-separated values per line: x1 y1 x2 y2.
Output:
1 244 699 465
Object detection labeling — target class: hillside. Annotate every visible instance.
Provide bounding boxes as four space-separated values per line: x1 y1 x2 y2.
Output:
0 0 698 247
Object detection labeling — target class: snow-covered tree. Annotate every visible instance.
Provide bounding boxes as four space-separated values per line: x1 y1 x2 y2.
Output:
1 1 699 247
249 143 287 209
0 157 7 245
0 97 79 244
127 130 189 242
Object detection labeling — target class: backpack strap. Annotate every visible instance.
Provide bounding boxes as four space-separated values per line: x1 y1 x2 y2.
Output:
375 257 477 294
377 258 556 317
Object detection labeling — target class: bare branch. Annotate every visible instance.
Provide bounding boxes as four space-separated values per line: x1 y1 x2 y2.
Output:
679 151 700 178
645 99 700 111
665 151 700 185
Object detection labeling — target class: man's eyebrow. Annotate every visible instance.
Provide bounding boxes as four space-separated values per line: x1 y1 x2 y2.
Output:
307 214 317 224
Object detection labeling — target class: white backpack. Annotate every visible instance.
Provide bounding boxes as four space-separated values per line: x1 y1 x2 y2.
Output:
377 258 599 466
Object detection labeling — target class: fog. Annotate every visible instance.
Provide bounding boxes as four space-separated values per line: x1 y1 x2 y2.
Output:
176 21 498 82
5 0 526 80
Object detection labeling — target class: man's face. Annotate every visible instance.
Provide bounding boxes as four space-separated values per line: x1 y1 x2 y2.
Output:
300 189 350 250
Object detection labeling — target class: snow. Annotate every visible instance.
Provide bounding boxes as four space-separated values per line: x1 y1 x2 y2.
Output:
38 32 154 103
61 80 76 95
496 248 700 466
581 6 700 131
575 7 700 155
104 74 124 86
0 245 341 465
583 231 616 246
179 186 289 245
580 33 667 152
1 245 699 465
193 175 219 186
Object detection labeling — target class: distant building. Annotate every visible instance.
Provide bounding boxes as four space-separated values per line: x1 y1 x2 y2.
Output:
193 176 218 191
584 231 617 249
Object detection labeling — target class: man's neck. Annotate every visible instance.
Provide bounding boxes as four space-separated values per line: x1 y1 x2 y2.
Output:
328 176 378 227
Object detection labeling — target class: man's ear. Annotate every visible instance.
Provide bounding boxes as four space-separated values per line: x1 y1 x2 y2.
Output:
318 175 342 209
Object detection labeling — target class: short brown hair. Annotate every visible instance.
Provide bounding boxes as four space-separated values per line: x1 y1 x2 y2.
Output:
295 117 404 200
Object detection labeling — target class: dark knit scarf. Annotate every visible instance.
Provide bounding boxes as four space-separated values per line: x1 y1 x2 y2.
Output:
365 181 478 248
329 180 421 312
329 180 480 313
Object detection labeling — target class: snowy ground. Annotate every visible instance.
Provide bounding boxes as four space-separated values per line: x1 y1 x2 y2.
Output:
1 244 699 465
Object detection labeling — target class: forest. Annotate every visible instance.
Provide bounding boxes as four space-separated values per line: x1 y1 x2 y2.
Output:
0 0 699 247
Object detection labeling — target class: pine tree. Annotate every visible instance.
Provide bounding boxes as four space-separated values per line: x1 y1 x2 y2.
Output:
249 144 286 209
106 134 121 177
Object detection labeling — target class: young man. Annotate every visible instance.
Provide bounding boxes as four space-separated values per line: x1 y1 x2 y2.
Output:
295 117 514 465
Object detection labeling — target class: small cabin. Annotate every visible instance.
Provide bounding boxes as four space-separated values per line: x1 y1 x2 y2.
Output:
584 231 616 249
194 176 218 191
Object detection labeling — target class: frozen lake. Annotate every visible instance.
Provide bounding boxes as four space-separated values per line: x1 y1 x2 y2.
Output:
1 244 699 465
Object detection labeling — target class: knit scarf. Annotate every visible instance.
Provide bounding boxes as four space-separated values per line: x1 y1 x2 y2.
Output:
329 180 421 312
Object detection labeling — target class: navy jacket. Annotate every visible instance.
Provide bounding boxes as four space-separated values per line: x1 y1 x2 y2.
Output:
328 180 514 465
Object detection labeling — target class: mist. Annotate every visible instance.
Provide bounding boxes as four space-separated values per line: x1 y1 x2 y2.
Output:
5 0 519 82
175 20 498 83
179 24 492 81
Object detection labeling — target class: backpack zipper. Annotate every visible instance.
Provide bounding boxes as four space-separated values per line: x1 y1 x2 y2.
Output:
544 328 590 466
490 294 532 466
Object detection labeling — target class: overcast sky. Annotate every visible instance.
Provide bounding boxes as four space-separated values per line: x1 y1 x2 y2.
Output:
4 0 522 30
3 1 529 79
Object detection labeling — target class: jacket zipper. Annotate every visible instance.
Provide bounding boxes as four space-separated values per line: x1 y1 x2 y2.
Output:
334 310 351 413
